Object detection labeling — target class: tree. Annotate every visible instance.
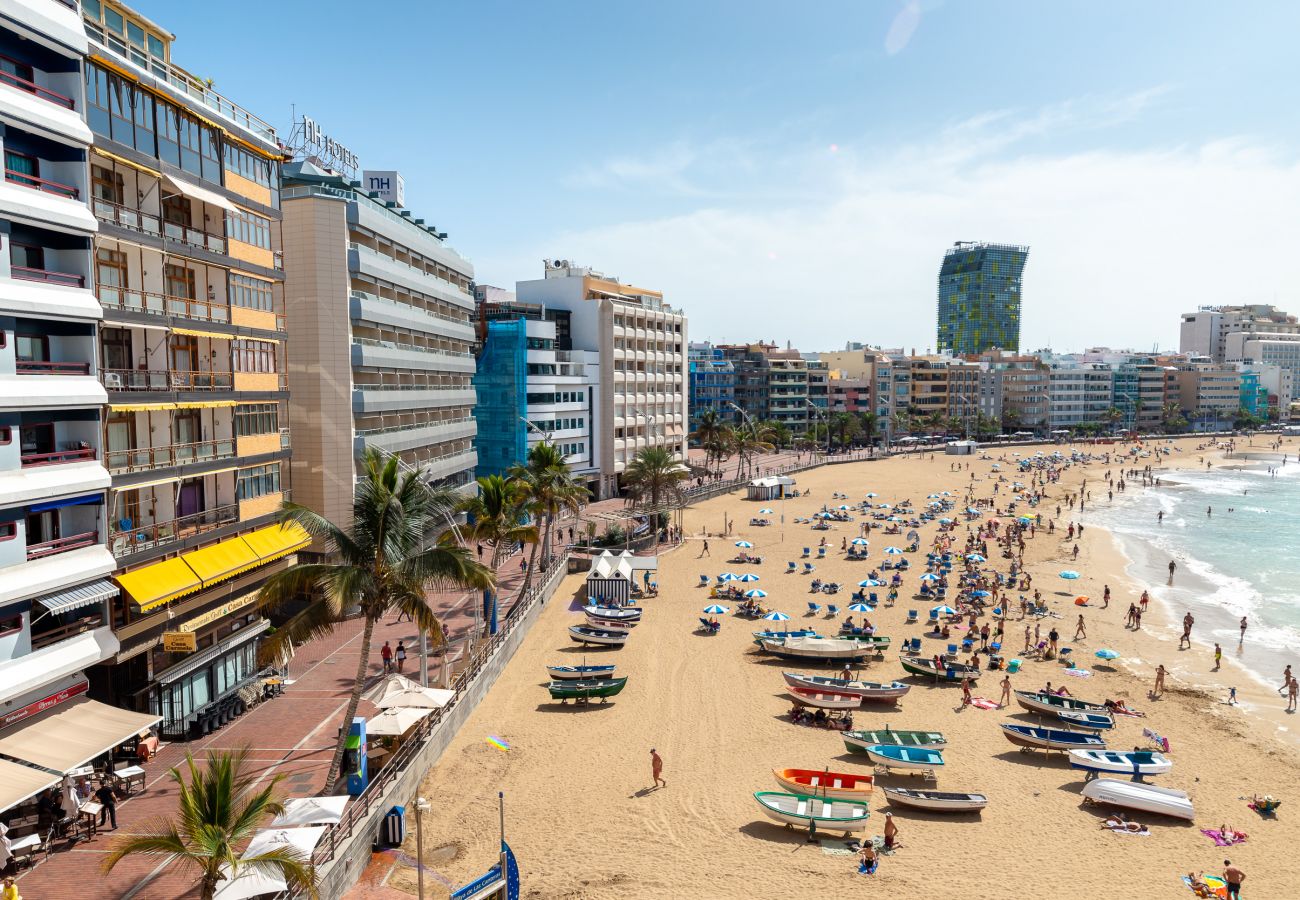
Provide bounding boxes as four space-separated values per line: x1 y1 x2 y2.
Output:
103 748 316 899
509 442 588 596
890 411 911 441
732 422 777 479
1000 408 1023 433
1101 407 1124 433
1161 401 1188 433
690 410 727 474
855 411 879 446
759 419 791 451
974 413 1000 439
830 412 860 449
256 449 494 793
623 446 690 508
459 474 540 634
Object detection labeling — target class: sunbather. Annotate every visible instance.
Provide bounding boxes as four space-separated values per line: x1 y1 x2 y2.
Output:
1102 815 1146 833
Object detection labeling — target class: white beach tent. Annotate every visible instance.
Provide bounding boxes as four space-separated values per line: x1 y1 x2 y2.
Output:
270 795 350 828
365 706 434 736
362 673 455 709
212 826 326 899
747 476 795 501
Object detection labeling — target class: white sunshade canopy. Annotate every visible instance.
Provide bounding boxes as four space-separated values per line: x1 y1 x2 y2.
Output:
162 172 238 214
365 706 434 736
269 795 349 828
362 674 454 710
212 826 326 900
0 757 60 815
0 696 159 773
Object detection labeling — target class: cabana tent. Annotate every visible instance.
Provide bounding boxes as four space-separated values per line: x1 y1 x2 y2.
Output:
585 550 658 604
746 476 795 501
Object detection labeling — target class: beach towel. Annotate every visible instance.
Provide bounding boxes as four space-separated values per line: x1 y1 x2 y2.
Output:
819 839 858 857
1200 828 1247 847
1104 824 1150 836
1063 667 1093 678
1182 874 1228 898
970 697 999 710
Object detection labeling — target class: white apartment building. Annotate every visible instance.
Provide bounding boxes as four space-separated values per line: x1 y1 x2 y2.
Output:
1180 304 1300 362
1225 332 1300 404
1045 361 1115 430
516 261 687 500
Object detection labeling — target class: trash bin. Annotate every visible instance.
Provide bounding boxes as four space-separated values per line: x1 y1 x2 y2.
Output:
380 805 406 847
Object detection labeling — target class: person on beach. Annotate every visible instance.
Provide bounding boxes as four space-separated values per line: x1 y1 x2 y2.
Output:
1214 643 1222 671
883 813 899 850
999 674 1012 708
1153 664 1167 697
857 841 878 875
699 540 709 558
650 749 666 788
1287 677 1298 713
1102 585 1110 608
1074 615 1086 641
1140 590 1150 612
1168 560 1176 583
960 675 972 707
1239 616 1248 644
1180 612 1194 650
1280 666 1293 696
1222 860 1245 899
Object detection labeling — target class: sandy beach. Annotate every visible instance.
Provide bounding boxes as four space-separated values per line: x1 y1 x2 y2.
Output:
386 438 1299 899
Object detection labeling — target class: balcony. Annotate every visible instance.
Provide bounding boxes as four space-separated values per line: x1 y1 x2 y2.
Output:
106 438 235 474
109 503 239 558
11 265 84 288
21 446 96 467
30 608 106 652
27 530 98 560
96 284 239 327
101 369 234 392
0 68 74 110
16 358 91 375
5 166 78 199
92 198 226 254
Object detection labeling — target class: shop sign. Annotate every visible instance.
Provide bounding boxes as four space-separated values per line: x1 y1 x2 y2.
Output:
162 631 198 653
1 679 88 728
179 591 258 633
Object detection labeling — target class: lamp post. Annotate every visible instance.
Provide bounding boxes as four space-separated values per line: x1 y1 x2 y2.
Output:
805 399 829 457
414 795 431 899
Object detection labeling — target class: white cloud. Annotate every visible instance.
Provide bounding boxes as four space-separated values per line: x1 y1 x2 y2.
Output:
490 93 1300 353
885 1 923 56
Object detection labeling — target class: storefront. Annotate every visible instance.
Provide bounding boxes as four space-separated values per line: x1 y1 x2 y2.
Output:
148 617 269 739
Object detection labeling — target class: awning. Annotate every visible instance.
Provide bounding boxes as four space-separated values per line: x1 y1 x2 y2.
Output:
34 578 117 615
0 697 161 773
161 172 237 213
115 475 181 491
116 557 203 612
182 537 260 585
155 618 269 685
213 825 326 900
28 493 102 513
241 523 311 563
172 327 233 341
110 403 176 412
174 400 237 409
0 757 60 814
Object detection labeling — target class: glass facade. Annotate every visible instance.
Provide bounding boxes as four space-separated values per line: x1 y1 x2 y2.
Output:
151 635 258 734
937 242 1029 355
688 344 737 424
472 319 528 478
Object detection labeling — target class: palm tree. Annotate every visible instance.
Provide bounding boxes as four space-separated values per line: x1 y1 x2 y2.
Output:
103 748 316 899
460 474 540 635
732 422 776 479
890 411 910 443
257 449 494 793
1161 401 1187 433
510 442 587 595
690 410 727 473
856 411 879 446
622 446 689 508
830 412 859 449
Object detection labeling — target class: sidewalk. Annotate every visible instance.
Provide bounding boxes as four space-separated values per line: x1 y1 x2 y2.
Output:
14 554 532 900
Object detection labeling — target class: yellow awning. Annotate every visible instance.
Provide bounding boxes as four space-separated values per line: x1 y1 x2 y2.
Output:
181 537 261 585
93 147 161 177
110 403 176 412
172 327 233 340
114 475 180 491
174 400 238 409
242 522 311 563
116 557 203 612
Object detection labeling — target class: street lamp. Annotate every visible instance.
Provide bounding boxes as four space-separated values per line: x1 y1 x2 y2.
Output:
805 399 830 456
414 795 431 899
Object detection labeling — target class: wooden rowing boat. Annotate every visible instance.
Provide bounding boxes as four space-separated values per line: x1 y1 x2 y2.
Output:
546 664 616 680
788 687 861 710
1055 710 1115 731
842 727 945 754
899 656 980 682
582 605 642 621
772 768 873 800
1068 749 1172 777
546 677 628 703
567 626 627 646
584 614 636 632
781 672 910 702
882 787 987 813
1081 778 1193 820
1014 690 1107 715
751 630 819 645
760 637 872 661
862 744 944 770
1000 724 1105 752
752 791 870 834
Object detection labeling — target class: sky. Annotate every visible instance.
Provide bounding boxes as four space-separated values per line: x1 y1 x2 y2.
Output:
138 0 1300 353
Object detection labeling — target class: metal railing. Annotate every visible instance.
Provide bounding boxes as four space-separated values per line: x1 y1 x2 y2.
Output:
16 360 91 375
347 243 470 297
106 438 235 474
31 613 104 651
21 447 96 467
27 531 98 561
91 198 226 253
354 415 474 438
0 68 74 108
350 290 473 330
352 337 472 359
110 503 239 556
101 369 234 391
11 266 84 288
164 218 226 254
5 168 79 198
96 284 239 326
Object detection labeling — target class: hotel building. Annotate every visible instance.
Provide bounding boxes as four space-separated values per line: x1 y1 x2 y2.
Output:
280 162 478 538
937 241 1028 355
80 0 306 736
687 341 737 425
516 261 686 500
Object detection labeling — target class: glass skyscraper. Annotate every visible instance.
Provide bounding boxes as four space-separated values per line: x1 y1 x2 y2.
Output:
936 242 1029 355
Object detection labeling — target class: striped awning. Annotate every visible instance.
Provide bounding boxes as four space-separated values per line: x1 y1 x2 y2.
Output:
34 578 117 615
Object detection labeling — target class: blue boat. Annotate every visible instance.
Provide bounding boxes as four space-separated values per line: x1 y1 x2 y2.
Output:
751 630 819 645
862 743 944 770
1000 724 1105 752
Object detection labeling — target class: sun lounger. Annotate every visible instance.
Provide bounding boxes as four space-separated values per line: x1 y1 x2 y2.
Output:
827 605 840 616
804 563 815 574
906 610 918 624
699 575 709 586
787 561 797 573
808 602 823 614
817 547 827 558
802 547 811 558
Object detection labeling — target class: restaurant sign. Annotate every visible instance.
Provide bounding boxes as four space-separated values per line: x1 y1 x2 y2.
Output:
162 631 198 653
178 591 258 633
1 678 88 728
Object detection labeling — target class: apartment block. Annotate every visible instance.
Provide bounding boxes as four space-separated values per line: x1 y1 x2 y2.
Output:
687 341 737 425
1179 304 1300 363
1174 363 1242 431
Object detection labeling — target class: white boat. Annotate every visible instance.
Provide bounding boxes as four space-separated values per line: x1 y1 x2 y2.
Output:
781 672 911 702
584 614 636 632
1055 710 1115 731
1068 749 1172 777
583 605 641 621
760 637 870 661
753 791 870 834
861 744 944 770
787 687 861 710
881 787 987 813
1080 778 1194 820
567 626 627 646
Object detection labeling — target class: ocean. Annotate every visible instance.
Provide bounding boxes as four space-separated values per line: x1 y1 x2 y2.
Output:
1085 451 1300 691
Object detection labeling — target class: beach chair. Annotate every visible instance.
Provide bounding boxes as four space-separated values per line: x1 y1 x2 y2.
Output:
928 610 940 625
961 638 974 653
787 561 797 573
817 546 827 558
827 604 840 617
947 643 959 657
697 617 720 634
869 592 879 604
990 641 1002 653
699 575 709 587
803 562 815 574
807 602 822 615
908 637 923 653
801 547 811 558
906 610 918 624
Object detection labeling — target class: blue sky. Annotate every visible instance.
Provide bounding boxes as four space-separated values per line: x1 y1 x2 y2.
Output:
140 0 1300 351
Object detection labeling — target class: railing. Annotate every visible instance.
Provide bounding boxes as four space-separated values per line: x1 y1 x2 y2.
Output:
106 438 235 474
283 183 467 261
21 447 96 467
348 243 470 297
354 416 474 438
101 369 234 391
110 503 239 556
31 613 103 652
350 291 473 330
352 337 472 359
280 427 291 450
164 219 226 254
27 530 98 560
96 284 234 326
16 360 91 375
5 168 79 198
0 68 74 109
90 198 226 253
11 266 84 288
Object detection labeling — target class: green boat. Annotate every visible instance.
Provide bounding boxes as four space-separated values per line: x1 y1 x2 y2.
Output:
837 635 892 653
899 656 979 682
843 727 946 754
547 676 628 704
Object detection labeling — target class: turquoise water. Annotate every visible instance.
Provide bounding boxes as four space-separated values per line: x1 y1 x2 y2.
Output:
1086 454 1300 689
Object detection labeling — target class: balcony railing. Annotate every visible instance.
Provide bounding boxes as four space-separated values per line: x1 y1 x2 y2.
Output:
96 284 235 326
27 531 98 560
106 438 235 474
353 337 472 359
21 446 96 467
355 415 475 438
0 68 74 109
5 168 79 199
31 611 104 652
164 219 226 254
91 198 226 254
101 369 234 391
16 359 91 375
110 503 239 557
11 266 85 288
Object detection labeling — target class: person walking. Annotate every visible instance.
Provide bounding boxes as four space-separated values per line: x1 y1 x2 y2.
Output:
998 673 1012 708
1287 676 1298 713
94 778 118 830
1168 560 1176 583
650 748 666 788
1074 614 1086 641
395 641 407 674
380 641 393 674
1239 616 1248 644
1213 643 1222 671
1222 860 1245 899
699 540 710 559
960 675 972 707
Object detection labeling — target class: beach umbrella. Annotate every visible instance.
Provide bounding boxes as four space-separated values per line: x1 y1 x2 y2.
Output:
877 503 891 509
930 605 958 616
763 611 791 621
883 546 903 555
1017 516 1034 523
734 540 754 548
1059 570 1081 580
838 504 851 510
927 493 940 499
965 553 986 562
919 573 940 582
737 573 761 582
940 492 952 496
866 492 878 498
718 572 739 581
703 604 731 615
847 603 872 612
758 508 774 514
887 516 903 523
850 538 869 546
966 507 981 515
1095 648 1120 660
938 517 954 524
743 589 768 599
970 589 991 598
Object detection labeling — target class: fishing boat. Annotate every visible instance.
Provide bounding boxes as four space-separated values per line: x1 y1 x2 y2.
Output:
1014 690 1108 716
752 791 870 834
546 677 628 703
584 614 636 632
835 635 892 654
582 605 642 621
781 672 911 702
861 744 944 770
567 626 628 646
899 656 980 682
546 664 616 680
1080 778 1194 820
1055 710 1115 731
881 787 987 813
842 727 946 754
788 687 861 710
760 637 872 662
752 630 819 645
1000 724 1105 752
1068 749 1172 778
772 768 874 800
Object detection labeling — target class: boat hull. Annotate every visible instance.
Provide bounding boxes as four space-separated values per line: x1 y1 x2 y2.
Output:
788 688 861 710
568 626 627 646
753 791 870 833
1015 691 1107 715
546 665 616 680
882 787 987 813
584 615 636 631
1056 711 1115 731
900 656 980 682
863 744 944 770
843 729 946 752
760 639 871 661
547 677 628 702
583 606 642 621
1000 724 1105 751
773 768 873 800
1081 778 1193 820
782 672 910 701
1068 749 1172 776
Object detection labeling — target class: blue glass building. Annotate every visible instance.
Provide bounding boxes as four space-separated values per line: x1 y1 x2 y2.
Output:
473 319 528 478
937 242 1029 355
688 342 737 424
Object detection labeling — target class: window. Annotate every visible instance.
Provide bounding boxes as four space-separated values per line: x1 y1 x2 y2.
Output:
4 150 37 188
133 88 155 156
0 610 20 637
0 522 14 542
96 248 128 299
101 327 132 371
199 123 221 185
84 63 110 136
233 340 275 373
0 426 10 445
165 264 195 300
223 144 272 187
179 112 202 176
225 208 271 249
236 463 281 501
235 403 278 436
230 273 273 312
109 77 133 148
162 194 191 228
92 165 124 205
157 100 180 167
